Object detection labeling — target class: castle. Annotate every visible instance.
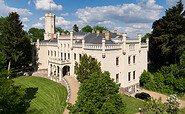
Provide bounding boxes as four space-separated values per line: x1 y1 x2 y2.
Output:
33 13 149 94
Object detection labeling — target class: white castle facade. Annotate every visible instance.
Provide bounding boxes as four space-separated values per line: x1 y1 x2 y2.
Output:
33 13 149 94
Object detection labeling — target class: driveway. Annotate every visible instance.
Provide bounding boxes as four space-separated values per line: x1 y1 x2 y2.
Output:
63 76 80 114
132 89 185 109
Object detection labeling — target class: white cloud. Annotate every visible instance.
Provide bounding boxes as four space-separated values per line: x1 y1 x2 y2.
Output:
28 0 31 5
61 13 69 16
34 0 63 11
24 24 28 28
32 22 44 28
166 0 185 7
75 0 163 23
39 16 45 21
97 21 116 29
22 17 30 22
0 0 32 17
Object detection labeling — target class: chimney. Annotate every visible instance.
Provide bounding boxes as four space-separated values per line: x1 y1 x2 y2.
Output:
105 31 110 40
102 30 106 33
92 30 95 33
114 30 117 34
96 30 100 35
120 32 123 35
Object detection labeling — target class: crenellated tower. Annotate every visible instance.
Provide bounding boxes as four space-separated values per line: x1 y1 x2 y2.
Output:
44 13 56 40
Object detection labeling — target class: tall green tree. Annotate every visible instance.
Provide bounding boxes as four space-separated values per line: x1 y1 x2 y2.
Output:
73 24 79 32
81 25 93 32
28 27 45 42
0 17 6 34
149 0 185 65
141 33 151 43
75 54 101 83
0 12 32 71
93 25 108 33
68 71 127 113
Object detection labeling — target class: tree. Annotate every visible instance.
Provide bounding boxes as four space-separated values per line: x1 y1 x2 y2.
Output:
141 33 151 43
93 25 108 33
149 0 185 65
67 71 127 113
0 77 30 113
55 27 64 34
142 97 168 114
75 54 101 83
81 25 93 32
0 12 32 71
73 24 79 32
0 16 6 34
28 27 45 42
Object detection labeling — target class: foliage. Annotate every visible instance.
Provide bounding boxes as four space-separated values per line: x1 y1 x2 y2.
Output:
141 33 151 43
140 70 153 86
0 16 6 34
75 54 101 83
93 25 108 33
122 95 145 114
0 12 32 70
81 25 93 32
149 0 185 65
143 97 168 114
67 71 127 114
0 75 30 113
55 27 64 34
166 94 180 113
0 51 6 72
14 76 67 113
73 24 79 32
140 63 185 96
28 27 45 42
63 30 69 34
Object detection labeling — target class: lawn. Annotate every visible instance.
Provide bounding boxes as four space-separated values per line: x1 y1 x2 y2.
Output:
122 94 145 114
13 76 67 114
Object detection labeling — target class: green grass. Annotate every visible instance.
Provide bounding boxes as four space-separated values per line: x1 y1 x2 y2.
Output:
122 94 145 114
13 76 67 114
179 108 185 114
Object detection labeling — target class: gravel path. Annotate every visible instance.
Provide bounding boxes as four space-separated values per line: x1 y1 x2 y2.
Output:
63 76 80 114
132 89 185 109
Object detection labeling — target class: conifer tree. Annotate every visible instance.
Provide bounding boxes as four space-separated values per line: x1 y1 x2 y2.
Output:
149 0 185 65
73 24 79 32
0 12 32 71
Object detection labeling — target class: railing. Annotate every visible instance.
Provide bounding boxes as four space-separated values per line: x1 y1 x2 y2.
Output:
105 44 121 49
84 44 102 49
49 57 71 64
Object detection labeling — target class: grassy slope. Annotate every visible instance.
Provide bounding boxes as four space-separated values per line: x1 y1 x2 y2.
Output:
122 95 145 114
13 76 67 114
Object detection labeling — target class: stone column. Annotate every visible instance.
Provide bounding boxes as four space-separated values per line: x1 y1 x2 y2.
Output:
59 66 62 81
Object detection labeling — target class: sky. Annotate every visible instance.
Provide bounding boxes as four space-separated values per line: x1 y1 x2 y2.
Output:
0 0 184 38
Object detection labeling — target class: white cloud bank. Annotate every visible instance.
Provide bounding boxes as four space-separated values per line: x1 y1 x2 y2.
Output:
0 0 32 17
32 22 44 28
34 0 63 11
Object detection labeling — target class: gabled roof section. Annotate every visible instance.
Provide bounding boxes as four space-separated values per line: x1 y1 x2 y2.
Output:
76 32 123 44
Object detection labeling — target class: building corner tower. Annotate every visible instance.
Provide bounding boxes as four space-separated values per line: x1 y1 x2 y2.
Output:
44 13 56 40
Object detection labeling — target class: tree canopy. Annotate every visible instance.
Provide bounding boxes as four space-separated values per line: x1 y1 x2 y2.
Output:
73 24 79 32
141 33 151 43
28 27 45 42
93 25 108 33
68 71 127 113
0 12 32 70
149 0 185 65
81 25 93 32
75 54 101 83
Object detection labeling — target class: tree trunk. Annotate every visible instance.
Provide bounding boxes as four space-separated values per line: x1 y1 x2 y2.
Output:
7 60 11 79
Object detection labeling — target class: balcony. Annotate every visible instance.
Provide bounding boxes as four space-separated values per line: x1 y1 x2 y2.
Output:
49 57 71 64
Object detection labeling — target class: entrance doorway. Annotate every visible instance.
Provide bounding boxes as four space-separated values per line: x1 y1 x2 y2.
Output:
62 66 70 76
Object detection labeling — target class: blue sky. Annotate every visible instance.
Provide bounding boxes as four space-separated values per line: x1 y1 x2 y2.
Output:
0 0 184 38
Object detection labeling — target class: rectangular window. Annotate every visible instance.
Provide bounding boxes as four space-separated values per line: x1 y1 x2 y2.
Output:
116 74 119 83
133 56 135 64
133 71 136 80
61 53 63 60
79 54 82 60
64 53 66 60
128 72 131 81
128 56 131 64
55 51 56 57
48 50 49 55
116 57 119 66
74 53 76 60
51 51 53 56
68 53 70 59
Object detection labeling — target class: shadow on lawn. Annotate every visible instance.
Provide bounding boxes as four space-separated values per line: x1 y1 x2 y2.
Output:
24 87 42 113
